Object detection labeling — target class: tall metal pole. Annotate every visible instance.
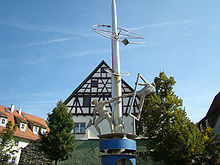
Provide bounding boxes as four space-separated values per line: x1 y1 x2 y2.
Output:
111 0 122 133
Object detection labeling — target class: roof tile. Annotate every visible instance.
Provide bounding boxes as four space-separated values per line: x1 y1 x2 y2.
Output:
0 105 49 141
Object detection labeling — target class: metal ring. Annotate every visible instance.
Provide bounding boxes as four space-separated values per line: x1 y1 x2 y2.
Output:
105 68 130 76
92 24 146 45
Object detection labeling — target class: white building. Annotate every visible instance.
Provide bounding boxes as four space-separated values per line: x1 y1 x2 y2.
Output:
0 104 48 164
64 60 138 140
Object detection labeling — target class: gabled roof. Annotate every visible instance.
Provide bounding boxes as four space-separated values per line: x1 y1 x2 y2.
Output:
27 118 47 128
0 109 10 118
63 60 134 105
206 92 220 117
14 113 28 123
0 105 49 141
198 92 220 128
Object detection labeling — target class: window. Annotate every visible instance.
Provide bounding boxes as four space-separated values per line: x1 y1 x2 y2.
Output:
22 113 26 118
4 108 10 113
41 128 46 134
33 126 39 135
15 141 19 146
205 119 209 128
11 156 16 164
73 123 86 134
83 96 90 107
91 80 98 87
0 118 7 127
1 118 6 124
200 124 203 132
20 123 26 131
101 67 107 73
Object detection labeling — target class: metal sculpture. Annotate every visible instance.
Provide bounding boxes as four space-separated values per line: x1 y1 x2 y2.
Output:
86 97 119 136
88 1 152 164
119 73 155 121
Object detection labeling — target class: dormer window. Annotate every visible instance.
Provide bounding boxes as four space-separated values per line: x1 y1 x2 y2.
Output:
22 113 26 118
20 123 26 132
0 117 7 127
41 128 46 134
33 126 39 135
4 108 10 113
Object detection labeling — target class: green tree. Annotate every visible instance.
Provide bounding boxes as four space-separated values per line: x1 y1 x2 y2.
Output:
0 121 18 164
40 101 75 165
137 72 220 165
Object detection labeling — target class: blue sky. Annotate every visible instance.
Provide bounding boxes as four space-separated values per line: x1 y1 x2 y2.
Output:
0 0 219 122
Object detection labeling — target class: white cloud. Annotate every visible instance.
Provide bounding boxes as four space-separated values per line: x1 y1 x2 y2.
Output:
19 100 57 119
70 42 148 58
0 36 79 50
0 41 149 67
73 48 110 57
0 17 75 34
129 19 192 31
15 37 78 48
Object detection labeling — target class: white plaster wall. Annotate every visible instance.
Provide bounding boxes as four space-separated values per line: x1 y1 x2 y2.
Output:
73 115 134 140
8 139 29 165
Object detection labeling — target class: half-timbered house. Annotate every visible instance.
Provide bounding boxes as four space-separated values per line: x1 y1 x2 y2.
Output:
64 60 139 140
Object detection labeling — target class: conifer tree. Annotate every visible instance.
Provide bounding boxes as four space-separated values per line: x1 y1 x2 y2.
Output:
137 72 219 164
40 101 75 165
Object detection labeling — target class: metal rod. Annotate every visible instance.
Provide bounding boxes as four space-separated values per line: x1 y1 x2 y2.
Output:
111 0 122 133
128 73 141 121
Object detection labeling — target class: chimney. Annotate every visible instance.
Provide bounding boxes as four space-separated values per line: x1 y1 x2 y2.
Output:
19 107 22 115
11 104 15 113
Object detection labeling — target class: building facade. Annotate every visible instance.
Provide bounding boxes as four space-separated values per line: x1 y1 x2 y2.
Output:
198 92 220 138
0 104 48 164
61 61 159 165
64 60 139 140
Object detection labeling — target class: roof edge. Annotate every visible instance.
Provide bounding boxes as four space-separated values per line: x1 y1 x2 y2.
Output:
63 60 109 105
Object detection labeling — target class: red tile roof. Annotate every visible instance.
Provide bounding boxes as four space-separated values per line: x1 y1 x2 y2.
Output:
0 105 49 141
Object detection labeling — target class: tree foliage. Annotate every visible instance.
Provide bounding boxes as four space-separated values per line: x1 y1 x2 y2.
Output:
40 101 75 165
137 72 220 165
0 121 18 164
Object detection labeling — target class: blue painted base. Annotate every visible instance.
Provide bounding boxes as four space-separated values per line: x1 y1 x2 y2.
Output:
102 154 136 165
100 139 136 151
100 138 136 165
